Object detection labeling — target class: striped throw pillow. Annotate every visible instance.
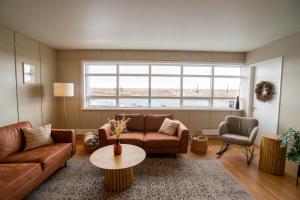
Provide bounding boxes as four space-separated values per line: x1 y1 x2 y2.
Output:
23 124 53 151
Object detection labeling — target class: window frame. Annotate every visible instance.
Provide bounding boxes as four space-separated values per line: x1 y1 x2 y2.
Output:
82 61 242 109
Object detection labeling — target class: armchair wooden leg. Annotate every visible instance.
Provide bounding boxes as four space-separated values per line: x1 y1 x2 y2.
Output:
216 142 229 158
64 162 67 167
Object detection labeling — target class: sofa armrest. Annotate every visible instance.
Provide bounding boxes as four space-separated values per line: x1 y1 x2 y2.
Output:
218 122 228 137
176 121 189 153
98 123 112 148
51 129 76 156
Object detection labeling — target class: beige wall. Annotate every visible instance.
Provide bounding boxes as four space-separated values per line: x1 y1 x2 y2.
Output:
40 45 57 125
56 50 245 132
0 25 57 127
246 32 300 177
0 25 18 125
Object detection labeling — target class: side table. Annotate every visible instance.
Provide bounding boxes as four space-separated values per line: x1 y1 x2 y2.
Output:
297 165 300 186
259 134 287 175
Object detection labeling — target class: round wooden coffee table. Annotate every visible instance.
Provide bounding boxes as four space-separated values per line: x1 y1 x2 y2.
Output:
90 144 146 192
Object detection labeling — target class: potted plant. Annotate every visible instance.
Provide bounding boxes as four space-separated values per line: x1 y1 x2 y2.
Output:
109 117 130 155
279 128 300 185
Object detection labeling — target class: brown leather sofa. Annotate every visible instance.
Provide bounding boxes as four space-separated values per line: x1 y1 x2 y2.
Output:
0 121 76 200
99 114 189 154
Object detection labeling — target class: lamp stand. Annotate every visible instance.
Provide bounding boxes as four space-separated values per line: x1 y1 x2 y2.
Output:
63 96 67 128
53 82 74 129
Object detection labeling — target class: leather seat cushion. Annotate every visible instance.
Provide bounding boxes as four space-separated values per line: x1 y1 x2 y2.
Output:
107 132 144 147
1 143 72 170
144 132 179 148
0 163 41 197
220 134 251 146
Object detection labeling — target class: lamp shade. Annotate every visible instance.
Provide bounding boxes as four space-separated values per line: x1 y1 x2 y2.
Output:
53 83 74 97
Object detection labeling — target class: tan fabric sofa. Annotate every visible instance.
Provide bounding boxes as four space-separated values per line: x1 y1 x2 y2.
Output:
99 114 189 154
0 121 76 200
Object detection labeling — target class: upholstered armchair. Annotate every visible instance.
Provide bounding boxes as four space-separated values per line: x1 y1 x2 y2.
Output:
217 115 259 165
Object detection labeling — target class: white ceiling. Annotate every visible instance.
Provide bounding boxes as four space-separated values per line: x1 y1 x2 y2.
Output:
0 0 300 51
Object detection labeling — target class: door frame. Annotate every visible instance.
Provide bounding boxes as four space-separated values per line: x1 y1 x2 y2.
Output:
248 56 283 134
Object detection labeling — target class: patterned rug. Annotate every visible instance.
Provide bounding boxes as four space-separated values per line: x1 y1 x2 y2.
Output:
26 156 253 200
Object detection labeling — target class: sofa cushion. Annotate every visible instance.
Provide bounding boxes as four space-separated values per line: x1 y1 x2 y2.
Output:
1 143 72 170
145 114 173 132
158 118 180 135
144 132 179 148
0 163 41 199
107 132 144 147
0 121 32 161
115 114 144 131
23 124 54 151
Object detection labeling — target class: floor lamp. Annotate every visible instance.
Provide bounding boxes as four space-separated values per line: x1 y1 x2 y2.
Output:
53 83 74 128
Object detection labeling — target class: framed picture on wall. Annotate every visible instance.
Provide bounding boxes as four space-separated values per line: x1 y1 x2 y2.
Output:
22 62 36 84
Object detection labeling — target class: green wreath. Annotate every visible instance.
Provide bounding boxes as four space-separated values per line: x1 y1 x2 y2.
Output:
255 81 274 102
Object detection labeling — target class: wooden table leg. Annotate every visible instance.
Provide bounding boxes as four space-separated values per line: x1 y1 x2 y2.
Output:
297 165 300 186
105 167 133 192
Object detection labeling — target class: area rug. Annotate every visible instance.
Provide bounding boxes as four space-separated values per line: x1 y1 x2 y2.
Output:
26 156 253 200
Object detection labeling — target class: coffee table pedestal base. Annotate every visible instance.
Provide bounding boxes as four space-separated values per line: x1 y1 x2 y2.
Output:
105 167 133 192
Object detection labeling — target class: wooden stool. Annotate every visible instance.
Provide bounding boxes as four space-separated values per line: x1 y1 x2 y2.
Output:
259 134 287 175
297 165 300 186
191 135 208 154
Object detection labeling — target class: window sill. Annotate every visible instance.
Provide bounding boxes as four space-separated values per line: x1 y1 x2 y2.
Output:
80 107 243 112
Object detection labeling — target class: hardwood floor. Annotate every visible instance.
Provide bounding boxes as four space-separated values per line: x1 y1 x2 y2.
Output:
76 139 300 200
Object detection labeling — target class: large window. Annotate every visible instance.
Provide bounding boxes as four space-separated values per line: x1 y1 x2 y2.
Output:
83 62 242 108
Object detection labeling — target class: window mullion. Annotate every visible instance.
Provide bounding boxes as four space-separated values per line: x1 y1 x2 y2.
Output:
180 65 183 107
211 66 215 108
84 65 88 108
149 64 151 107
116 64 119 107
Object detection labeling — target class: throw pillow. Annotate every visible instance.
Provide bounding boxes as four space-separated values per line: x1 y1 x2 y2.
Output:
22 124 54 151
158 118 180 135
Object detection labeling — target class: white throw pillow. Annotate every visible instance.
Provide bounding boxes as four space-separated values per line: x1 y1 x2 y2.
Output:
23 124 53 151
158 118 180 135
